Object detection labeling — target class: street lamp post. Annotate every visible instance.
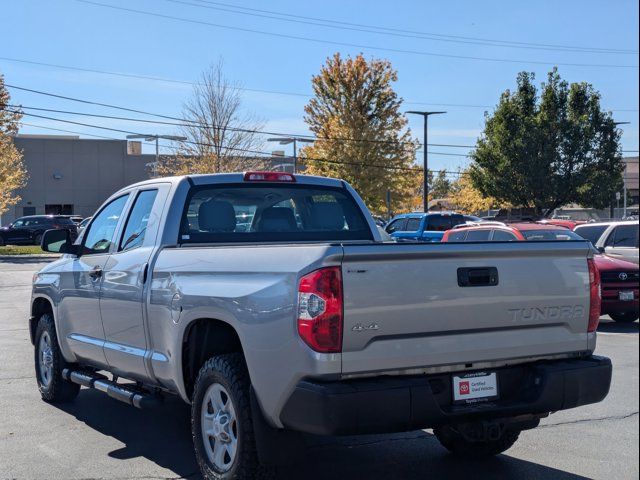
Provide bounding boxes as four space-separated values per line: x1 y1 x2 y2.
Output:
126 134 187 177
267 137 314 173
614 121 631 218
406 111 446 212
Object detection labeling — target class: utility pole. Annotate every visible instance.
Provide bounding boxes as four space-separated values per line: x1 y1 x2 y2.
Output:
406 111 446 212
614 121 631 219
267 137 314 173
126 134 187 177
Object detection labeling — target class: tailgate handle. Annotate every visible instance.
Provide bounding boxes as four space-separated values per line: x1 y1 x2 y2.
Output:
457 267 499 287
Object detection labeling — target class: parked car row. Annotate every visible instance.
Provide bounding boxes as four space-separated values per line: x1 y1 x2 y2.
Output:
0 215 80 246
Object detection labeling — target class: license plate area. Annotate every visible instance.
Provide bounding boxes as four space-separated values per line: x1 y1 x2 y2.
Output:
452 372 499 404
619 291 634 301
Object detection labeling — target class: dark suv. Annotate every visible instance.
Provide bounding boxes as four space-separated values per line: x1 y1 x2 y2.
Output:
0 215 78 246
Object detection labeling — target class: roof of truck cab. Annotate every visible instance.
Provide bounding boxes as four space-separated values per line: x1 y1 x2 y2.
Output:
115 172 346 192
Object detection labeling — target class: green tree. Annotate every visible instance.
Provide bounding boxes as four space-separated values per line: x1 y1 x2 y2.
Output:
301 53 419 214
430 169 452 199
0 74 27 216
470 68 623 217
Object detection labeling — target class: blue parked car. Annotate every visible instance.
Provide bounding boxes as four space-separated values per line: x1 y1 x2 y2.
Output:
385 212 467 242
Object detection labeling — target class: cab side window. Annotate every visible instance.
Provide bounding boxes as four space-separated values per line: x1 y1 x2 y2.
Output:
465 229 491 241
82 195 129 255
607 225 639 248
404 218 422 232
385 218 406 234
119 190 158 252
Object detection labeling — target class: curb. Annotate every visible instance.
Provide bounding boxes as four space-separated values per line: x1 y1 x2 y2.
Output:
0 254 61 260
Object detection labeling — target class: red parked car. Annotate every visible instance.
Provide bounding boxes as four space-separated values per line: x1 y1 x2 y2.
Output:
443 222 639 323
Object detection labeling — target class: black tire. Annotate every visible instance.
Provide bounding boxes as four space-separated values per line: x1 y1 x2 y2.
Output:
609 312 639 323
434 425 520 460
34 233 43 246
192 353 275 480
34 313 80 403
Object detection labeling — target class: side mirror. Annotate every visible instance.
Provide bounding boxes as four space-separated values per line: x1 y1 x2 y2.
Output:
597 246 606 254
41 229 79 255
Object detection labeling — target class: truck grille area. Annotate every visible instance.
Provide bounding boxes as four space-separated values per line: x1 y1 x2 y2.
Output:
600 271 640 284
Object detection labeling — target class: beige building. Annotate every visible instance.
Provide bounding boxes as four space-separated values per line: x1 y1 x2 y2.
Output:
623 156 639 208
2 135 296 225
1 135 153 225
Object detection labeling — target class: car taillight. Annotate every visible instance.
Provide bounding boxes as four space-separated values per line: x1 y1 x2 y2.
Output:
297 267 343 353
243 171 296 182
588 258 601 333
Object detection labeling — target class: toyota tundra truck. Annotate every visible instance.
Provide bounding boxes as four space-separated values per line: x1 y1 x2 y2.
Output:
31 172 612 480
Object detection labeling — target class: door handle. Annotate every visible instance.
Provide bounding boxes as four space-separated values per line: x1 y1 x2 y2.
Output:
457 267 499 287
89 267 103 280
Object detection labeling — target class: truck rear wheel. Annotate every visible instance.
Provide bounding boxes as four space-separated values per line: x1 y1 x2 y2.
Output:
191 353 274 480
34 313 80 403
609 312 639 323
434 424 520 460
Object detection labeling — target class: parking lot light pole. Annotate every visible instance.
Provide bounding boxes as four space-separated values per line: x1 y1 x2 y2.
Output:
267 137 314 173
126 134 187 177
406 111 446 212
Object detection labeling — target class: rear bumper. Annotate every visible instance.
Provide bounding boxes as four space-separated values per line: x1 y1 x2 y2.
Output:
279 355 612 436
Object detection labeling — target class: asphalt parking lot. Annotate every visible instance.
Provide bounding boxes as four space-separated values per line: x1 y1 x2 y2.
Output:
0 258 638 480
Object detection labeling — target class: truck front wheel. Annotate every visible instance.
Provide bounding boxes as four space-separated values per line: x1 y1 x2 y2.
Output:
34 313 80 403
434 424 520 460
191 353 274 480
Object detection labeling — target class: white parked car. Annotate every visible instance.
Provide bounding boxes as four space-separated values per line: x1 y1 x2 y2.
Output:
574 220 639 265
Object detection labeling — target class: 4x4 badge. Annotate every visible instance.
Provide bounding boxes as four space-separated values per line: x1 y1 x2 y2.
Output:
352 323 380 332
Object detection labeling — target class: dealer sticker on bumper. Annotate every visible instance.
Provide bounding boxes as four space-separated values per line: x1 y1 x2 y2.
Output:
453 372 499 403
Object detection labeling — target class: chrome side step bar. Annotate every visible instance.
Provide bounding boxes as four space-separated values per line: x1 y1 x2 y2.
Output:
62 369 162 409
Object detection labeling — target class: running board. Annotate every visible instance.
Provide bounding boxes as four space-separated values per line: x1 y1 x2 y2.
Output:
62 369 162 409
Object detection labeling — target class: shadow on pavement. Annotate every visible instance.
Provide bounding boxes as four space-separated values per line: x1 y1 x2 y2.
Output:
598 319 639 334
56 388 590 480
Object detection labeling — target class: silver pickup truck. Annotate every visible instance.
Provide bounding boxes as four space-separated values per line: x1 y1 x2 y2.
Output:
31 172 612 480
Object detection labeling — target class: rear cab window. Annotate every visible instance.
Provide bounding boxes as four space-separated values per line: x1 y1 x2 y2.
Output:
180 184 373 243
521 229 583 241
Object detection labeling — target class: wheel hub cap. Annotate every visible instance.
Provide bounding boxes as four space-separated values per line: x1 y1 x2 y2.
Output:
38 331 53 387
201 383 238 472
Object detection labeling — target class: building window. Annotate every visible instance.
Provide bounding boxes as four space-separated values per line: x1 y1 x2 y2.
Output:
23 207 36 216
45 204 74 215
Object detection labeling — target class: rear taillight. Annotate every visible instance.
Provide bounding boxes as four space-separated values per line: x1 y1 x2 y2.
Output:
588 258 601 333
243 171 296 182
297 267 343 353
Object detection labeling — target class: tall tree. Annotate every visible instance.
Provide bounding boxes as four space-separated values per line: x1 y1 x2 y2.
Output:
300 53 419 214
449 171 504 214
0 74 27 216
157 60 265 175
470 68 623 217
430 169 452 199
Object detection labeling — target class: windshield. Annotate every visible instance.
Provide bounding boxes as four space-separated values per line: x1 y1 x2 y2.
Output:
521 229 583 241
181 184 372 243
574 225 608 245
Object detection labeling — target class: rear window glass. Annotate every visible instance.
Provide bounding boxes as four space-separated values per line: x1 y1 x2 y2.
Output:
447 230 467 242
492 230 518 241
52 218 75 225
426 215 452 231
521 229 582 241
574 225 608 245
181 184 372 243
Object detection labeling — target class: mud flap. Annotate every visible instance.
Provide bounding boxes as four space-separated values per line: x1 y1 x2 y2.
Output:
250 386 305 466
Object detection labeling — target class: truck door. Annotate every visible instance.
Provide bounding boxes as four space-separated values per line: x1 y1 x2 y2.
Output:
99 186 168 380
57 194 130 368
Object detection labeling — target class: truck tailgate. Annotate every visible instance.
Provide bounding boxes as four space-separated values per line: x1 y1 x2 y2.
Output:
341 241 592 375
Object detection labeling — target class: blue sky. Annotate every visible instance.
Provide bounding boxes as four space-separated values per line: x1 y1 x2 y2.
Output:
3 0 639 174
